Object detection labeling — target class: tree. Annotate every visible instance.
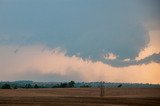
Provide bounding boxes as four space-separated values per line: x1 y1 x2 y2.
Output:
13 85 18 89
1 83 11 89
68 81 75 88
34 84 39 88
52 81 75 88
80 85 91 88
52 84 60 88
60 83 68 88
25 84 32 88
117 84 122 88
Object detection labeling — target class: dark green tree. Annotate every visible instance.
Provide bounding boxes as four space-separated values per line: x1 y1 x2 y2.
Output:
117 84 122 88
60 83 68 88
34 84 39 88
52 84 60 88
13 85 18 89
80 85 91 88
68 81 75 88
1 83 11 89
25 84 32 88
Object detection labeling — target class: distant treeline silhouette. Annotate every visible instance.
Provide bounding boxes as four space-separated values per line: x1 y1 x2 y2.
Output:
0 81 76 89
0 80 160 89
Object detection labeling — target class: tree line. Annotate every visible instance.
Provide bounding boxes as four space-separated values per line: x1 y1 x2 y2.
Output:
0 81 77 89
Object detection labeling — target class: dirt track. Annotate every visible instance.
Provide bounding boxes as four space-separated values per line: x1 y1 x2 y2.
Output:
0 88 160 106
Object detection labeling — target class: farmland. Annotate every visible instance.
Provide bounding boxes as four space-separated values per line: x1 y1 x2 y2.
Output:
0 88 160 106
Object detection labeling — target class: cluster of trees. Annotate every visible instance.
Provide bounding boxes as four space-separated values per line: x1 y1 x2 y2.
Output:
24 84 39 88
80 85 92 88
0 81 76 89
0 83 40 89
1 83 11 89
52 81 75 88
2 81 158 89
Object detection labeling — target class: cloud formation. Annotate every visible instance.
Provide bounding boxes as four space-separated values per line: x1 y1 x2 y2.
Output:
0 0 160 84
123 58 131 62
103 53 118 60
0 45 160 84
136 30 160 60
0 0 154 60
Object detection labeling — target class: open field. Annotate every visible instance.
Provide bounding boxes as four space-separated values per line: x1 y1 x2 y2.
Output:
0 88 160 106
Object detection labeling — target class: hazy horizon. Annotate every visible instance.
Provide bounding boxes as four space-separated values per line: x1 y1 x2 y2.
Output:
0 0 160 84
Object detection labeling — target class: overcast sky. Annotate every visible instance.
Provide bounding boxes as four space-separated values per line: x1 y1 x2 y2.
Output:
0 0 160 84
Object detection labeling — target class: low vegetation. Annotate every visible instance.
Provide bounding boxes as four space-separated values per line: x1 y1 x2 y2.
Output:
0 80 160 89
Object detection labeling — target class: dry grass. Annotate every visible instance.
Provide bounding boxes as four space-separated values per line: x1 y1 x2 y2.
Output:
0 88 160 106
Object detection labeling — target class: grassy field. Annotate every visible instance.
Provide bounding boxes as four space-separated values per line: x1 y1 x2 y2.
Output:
0 88 160 106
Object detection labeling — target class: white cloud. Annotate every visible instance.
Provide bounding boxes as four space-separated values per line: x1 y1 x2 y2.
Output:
0 45 160 84
103 53 118 60
136 30 160 60
123 58 131 62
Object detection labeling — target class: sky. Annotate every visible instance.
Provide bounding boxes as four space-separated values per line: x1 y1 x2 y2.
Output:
0 0 160 84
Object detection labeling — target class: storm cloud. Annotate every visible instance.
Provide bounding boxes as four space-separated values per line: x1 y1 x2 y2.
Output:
0 0 160 83
0 45 160 84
